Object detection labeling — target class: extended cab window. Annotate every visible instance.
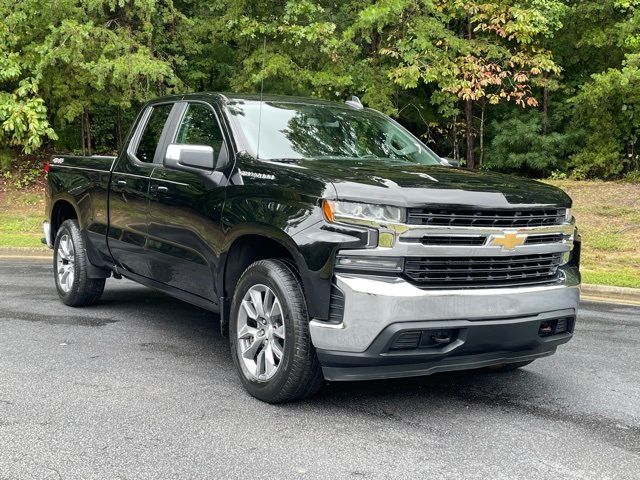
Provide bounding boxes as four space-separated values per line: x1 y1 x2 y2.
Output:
135 104 173 163
176 104 224 161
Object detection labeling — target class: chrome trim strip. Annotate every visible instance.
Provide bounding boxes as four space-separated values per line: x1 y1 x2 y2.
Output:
339 241 572 257
333 214 575 235
397 221 576 238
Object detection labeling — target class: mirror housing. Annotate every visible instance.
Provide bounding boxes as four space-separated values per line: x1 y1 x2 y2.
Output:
165 144 215 171
440 157 460 167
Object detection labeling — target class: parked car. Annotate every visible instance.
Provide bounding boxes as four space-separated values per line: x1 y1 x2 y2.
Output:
43 93 580 403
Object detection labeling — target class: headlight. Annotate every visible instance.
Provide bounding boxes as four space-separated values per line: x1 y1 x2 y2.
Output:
322 200 404 226
565 208 572 223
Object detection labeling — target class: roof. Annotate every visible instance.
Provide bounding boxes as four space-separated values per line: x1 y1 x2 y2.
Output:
147 92 358 109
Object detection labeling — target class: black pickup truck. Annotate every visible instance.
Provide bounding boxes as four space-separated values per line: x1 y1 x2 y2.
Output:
44 93 580 403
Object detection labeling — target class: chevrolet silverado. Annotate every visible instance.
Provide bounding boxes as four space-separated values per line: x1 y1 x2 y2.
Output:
44 93 581 403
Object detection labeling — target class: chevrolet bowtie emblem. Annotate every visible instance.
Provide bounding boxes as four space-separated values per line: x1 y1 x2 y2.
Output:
489 232 527 250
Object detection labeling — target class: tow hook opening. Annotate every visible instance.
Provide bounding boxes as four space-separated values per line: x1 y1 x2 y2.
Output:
389 328 460 351
539 317 574 337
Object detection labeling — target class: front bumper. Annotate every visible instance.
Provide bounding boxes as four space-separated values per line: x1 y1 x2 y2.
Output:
310 269 580 381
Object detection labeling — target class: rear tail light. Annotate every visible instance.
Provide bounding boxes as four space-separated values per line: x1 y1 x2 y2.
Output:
44 162 50 173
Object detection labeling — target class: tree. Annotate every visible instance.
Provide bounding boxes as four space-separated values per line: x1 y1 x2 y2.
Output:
377 0 565 169
0 0 183 154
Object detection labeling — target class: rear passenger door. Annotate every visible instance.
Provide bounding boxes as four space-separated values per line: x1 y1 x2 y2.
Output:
146 101 231 301
109 102 176 277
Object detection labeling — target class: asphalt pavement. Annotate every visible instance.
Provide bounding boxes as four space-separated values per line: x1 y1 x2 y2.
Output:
1 258 638 479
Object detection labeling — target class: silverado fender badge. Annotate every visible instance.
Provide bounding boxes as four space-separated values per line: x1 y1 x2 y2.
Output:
52 157 65 164
238 169 275 181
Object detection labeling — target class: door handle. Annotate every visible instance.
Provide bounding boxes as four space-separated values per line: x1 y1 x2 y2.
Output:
152 185 169 194
115 180 127 186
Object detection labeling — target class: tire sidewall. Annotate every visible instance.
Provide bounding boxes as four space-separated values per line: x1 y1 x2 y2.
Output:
53 220 81 303
229 261 303 399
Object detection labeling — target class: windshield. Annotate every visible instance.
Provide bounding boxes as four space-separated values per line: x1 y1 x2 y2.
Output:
227 101 442 165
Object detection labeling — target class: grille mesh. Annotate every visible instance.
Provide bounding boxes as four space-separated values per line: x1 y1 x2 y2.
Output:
524 233 567 245
406 208 567 228
417 235 486 246
404 253 563 288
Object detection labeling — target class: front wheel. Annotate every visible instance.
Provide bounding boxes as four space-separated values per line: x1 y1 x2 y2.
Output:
53 219 105 307
229 259 323 403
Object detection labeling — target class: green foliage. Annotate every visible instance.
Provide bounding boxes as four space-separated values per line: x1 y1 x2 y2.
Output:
485 111 575 176
380 1 566 111
0 0 638 179
569 53 640 178
0 0 182 153
0 80 57 153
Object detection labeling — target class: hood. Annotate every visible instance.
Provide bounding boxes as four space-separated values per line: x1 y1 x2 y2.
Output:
283 159 571 209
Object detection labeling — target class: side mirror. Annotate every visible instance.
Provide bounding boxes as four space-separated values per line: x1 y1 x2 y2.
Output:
165 144 215 171
440 157 460 167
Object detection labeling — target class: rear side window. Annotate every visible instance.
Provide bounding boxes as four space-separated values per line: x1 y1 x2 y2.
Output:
135 104 173 163
175 103 224 159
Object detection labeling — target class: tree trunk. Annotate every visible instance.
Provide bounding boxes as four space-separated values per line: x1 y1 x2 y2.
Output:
542 81 549 135
80 114 86 156
116 107 123 151
83 108 92 156
464 14 475 169
452 115 459 161
479 100 486 168
464 99 475 169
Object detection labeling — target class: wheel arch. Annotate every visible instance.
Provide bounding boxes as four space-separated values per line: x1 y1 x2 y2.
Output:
50 198 80 237
221 229 305 301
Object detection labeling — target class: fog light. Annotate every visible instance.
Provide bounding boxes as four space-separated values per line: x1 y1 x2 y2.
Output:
336 255 403 272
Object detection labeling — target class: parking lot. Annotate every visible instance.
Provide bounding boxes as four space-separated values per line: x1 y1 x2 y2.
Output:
1 258 639 479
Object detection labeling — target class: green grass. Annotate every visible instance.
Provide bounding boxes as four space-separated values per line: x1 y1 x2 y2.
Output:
0 189 48 250
545 180 640 289
0 232 44 248
582 270 640 289
1 181 639 289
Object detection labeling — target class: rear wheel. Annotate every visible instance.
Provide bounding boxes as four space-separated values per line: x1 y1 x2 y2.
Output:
229 259 323 403
487 360 534 372
53 219 105 306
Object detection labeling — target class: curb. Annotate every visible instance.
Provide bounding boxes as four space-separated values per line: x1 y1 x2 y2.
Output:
581 283 640 306
0 247 51 258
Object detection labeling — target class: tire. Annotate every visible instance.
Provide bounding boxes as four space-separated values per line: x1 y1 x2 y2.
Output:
53 219 106 307
229 259 323 403
486 360 534 372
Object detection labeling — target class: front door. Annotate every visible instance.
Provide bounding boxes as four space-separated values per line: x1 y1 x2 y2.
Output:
147 101 230 301
108 103 175 277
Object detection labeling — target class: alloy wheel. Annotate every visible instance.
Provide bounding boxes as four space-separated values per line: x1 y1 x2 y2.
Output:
56 233 75 293
236 284 286 381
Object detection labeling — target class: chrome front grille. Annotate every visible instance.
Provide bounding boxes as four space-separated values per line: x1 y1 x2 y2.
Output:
405 232 570 247
406 207 567 228
403 253 564 288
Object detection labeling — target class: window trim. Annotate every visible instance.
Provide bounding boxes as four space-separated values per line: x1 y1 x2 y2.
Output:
161 100 230 170
127 102 177 165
